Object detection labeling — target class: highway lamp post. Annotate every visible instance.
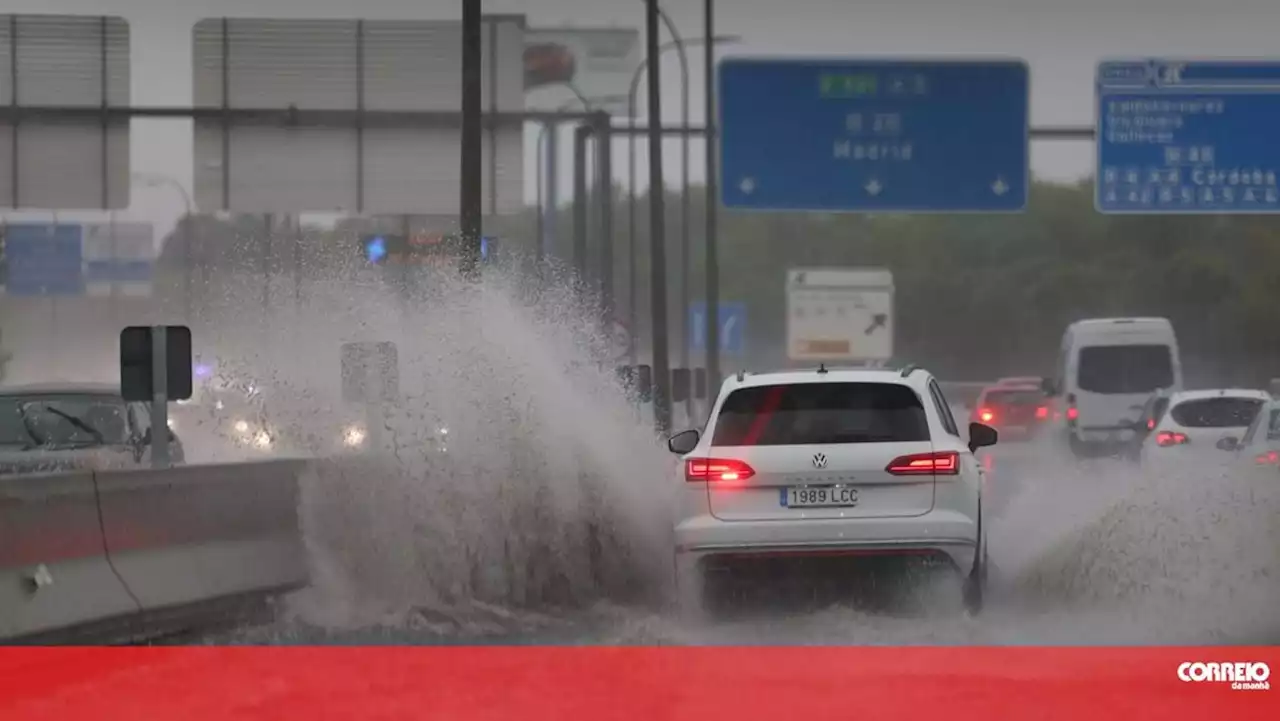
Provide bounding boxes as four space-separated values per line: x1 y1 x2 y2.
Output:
535 92 626 265
625 32 741 373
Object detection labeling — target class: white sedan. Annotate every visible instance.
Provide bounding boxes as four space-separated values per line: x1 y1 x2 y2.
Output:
1139 389 1270 472
666 365 996 617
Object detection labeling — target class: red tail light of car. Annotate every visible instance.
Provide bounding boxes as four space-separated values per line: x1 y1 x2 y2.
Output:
1156 431 1189 447
685 458 755 483
886 451 960 476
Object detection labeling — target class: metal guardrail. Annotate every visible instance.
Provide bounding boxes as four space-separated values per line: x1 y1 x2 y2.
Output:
1 459 309 644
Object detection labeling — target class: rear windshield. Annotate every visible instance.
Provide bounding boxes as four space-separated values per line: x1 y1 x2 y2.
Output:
1169 397 1263 428
711 382 929 446
983 389 1044 406
1077 345 1174 395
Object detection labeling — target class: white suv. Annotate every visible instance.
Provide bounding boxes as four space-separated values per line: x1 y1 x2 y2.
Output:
666 365 997 616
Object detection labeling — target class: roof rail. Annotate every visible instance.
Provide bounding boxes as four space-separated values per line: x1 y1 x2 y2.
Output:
735 369 747 382
899 363 920 378
817 363 828 375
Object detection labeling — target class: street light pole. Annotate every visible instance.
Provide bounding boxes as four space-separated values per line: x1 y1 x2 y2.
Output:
625 32 740 370
459 0 483 279
704 0 722 394
644 0 671 432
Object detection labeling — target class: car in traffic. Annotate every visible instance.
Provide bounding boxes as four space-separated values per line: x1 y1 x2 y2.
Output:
1121 387 1174 462
172 374 277 453
1138 388 1269 471
0 382 185 474
1221 397 1280 480
665 364 996 618
1042 317 1182 458
970 382 1049 441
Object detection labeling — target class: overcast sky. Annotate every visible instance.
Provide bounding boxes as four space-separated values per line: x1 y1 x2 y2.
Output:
7 0 1280 239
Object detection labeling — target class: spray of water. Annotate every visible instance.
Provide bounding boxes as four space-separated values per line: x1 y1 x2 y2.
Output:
195 256 678 635
189 251 1278 644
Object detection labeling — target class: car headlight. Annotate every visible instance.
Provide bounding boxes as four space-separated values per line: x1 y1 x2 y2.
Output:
438 426 449 436
233 419 250 434
342 425 366 447
215 400 225 411
253 431 273 449
167 418 177 431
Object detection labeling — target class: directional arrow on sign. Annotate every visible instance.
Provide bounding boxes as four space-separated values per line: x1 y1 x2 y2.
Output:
865 178 883 196
865 313 888 335
992 177 1009 196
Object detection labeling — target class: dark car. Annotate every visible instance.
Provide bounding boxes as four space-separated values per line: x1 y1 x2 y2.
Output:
970 383 1050 441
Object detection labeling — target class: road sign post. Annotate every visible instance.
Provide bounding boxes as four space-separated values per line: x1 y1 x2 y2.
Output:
1096 59 1280 214
150 326 170 468
718 58 1029 213
120 325 193 469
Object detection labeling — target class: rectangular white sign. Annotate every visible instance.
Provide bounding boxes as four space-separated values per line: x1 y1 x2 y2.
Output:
524 27 640 115
786 267 894 362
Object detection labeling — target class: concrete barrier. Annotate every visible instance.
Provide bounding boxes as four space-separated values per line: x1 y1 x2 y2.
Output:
1 459 310 644
0 470 140 641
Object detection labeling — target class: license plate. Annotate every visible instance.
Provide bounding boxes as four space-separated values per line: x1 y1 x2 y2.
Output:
780 486 859 508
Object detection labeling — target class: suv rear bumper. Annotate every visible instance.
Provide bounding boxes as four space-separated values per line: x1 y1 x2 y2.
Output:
674 507 979 572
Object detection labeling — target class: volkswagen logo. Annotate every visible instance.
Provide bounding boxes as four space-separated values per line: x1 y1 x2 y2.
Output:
812 453 828 469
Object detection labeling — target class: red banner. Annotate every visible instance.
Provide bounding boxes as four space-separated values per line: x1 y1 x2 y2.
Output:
0 647 1275 721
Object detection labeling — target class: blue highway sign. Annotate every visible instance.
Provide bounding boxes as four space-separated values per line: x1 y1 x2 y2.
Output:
2 223 84 296
690 301 746 355
718 58 1029 213
1097 59 1280 214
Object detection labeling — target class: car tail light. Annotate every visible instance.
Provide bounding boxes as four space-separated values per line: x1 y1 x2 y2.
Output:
685 458 755 483
978 408 994 423
1255 450 1279 466
886 451 960 476
1156 431 1189 447
1035 406 1049 420
1066 406 1079 421
1147 418 1156 430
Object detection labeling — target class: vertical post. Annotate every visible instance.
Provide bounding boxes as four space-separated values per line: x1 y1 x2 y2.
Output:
262 214 272 316
544 125 559 260
459 0 484 279
626 101 639 368
150 325 170 468
572 124 590 282
535 123 545 262
645 0 671 433
704 0 722 395
596 112 614 318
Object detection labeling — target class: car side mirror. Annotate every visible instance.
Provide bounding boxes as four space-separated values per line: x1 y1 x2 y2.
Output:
1216 436 1239 452
667 429 700 455
968 422 998 453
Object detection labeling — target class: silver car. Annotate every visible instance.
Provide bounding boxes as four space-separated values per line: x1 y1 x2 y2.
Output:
0 383 185 475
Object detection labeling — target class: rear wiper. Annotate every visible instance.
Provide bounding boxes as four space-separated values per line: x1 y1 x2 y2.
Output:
36 406 105 445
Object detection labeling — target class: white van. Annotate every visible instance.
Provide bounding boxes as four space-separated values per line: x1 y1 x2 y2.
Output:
1045 318 1182 457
